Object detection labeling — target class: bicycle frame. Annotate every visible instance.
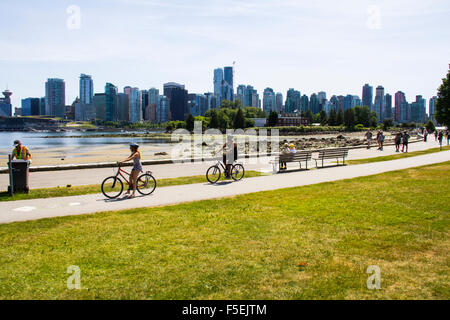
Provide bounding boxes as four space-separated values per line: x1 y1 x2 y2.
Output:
115 166 132 186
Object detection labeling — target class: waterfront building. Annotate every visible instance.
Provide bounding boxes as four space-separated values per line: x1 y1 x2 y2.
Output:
163 82 188 121
0 90 13 117
116 93 130 122
45 78 65 117
94 93 107 121
21 98 40 116
79 74 94 104
344 95 353 111
300 94 309 113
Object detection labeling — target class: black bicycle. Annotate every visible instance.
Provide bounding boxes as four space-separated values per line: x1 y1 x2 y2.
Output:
101 163 156 199
206 160 245 184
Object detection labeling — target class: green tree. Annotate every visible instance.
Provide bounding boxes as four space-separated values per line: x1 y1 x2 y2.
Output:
382 118 393 131
369 111 378 128
319 110 328 125
336 108 344 126
425 120 436 133
344 108 355 129
436 67 450 127
185 114 195 132
354 106 370 127
305 110 314 125
233 108 245 129
208 109 219 129
267 111 278 127
328 109 337 126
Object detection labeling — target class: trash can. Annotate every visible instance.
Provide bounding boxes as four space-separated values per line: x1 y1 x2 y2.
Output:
8 160 30 193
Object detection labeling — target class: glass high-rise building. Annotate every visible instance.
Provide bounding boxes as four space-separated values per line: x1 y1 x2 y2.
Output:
105 83 118 122
429 96 437 123
263 88 276 114
384 94 392 120
21 98 40 116
362 84 373 110
129 88 142 123
373 85 385 122
394 91 406 123
79 74 94 104
157 95 170 123
285 89 301 113
310 93 319 114
275 93 283 113
45 78 65 117
0 90 12 117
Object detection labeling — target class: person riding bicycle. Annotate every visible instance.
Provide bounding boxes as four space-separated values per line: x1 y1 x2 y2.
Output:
218 134 237 178
118 143 143 198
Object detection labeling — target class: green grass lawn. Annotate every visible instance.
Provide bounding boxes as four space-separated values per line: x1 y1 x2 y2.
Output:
347 145 450 165
0 170 266 202
0 162 448 299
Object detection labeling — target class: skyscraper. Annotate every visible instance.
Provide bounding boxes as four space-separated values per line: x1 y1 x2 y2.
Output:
224 66 234 99
45 78 65 117
394 91 406 122
116 93 130 122
285 89 301 113
157 95 170 123
310 93 319 114
129 88 142 123
213 67 234 106
429 96 437 123
410 95 426 124
146 88 159 122
275 93 283 113
384 94 392 120
164 82 188 121
105 83 118 122
373 85 385 122
362 84 373 110
300 95 309 113
79 74 94 104
263 88 276 114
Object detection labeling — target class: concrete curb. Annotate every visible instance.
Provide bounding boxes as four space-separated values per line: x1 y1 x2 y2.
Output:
0 138 423 173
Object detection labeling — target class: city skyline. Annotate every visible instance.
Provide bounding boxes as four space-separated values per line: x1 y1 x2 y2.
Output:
1 0 449 109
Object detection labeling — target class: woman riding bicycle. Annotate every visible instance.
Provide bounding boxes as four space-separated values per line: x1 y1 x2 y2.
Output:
118 143 143 198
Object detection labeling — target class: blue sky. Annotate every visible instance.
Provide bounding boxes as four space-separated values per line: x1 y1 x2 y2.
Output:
1 0 449 110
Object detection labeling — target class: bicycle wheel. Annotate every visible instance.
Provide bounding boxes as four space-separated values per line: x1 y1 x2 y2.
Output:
206 166 221 184
136 173 156 195
231 164 245 181
101 176 123 199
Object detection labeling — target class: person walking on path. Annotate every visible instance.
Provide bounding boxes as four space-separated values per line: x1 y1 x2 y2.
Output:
438 131 444 150
365 130 373 149
424 130 428 142
11 140 32 162
402 131 410 153
434 131 438 141
118 143 143 199
446 130 450 146
394 131 402 152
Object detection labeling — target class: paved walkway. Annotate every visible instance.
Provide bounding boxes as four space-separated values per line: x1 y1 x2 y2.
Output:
0 138 444 190
1 150 449 225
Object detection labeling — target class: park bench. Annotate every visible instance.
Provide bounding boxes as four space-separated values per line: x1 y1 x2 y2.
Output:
313 148 348 168
272 151 312 172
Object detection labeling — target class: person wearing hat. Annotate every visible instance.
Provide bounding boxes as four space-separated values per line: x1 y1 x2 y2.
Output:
118 143 144 198
280 143 290 170
11 140 32 161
